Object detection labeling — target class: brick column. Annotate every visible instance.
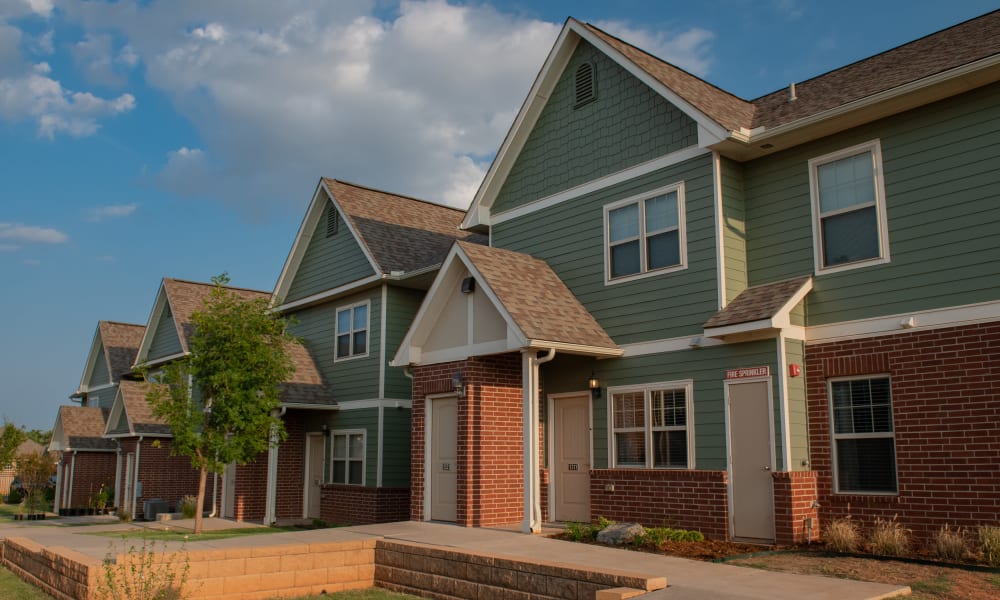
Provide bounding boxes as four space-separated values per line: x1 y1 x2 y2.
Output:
772 471 820 545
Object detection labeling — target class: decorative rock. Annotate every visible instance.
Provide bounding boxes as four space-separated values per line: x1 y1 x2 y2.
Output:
597 522 645 545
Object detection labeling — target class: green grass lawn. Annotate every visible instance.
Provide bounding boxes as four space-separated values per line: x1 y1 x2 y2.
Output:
290 590 422 600
85 524 302 542
0 566 53 599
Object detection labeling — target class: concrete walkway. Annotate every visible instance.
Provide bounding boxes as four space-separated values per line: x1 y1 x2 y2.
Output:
0 517 910 599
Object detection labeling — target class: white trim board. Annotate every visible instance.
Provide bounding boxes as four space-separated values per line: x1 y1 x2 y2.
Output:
335 399 412 411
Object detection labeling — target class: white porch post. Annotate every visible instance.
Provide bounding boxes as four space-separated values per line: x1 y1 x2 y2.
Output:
52 454 63 513
264 424 279 525
521 349 555 534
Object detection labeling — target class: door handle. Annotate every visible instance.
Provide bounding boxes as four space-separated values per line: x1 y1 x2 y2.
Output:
761 466 771 471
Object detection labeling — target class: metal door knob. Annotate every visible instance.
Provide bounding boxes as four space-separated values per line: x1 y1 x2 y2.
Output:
761 465 771 471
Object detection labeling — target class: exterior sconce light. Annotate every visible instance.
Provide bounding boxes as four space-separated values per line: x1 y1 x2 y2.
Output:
453 370 465 398
588 371 601 400
321 423 330 438
461 277 476 294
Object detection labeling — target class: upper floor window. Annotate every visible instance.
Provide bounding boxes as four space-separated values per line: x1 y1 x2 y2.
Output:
829 376 897 494
604 183 687 284
610 381 694 469
809 140 890 274
335 301 369 360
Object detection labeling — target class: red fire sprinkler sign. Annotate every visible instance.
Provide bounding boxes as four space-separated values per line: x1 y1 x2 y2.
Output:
725 366 770 379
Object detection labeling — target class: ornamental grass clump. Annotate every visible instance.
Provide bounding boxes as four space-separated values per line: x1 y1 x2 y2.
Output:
100 534 190 600
932 524 967 562
978 525 1000 568
869 516 909 557
824 517 860 553
178 496 198 519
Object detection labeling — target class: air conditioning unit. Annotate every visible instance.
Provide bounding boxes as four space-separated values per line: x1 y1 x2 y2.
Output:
143 499 169 521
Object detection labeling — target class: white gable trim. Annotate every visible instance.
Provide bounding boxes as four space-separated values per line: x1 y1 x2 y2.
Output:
77 325 107 393
272 180 382 305
133 281 170 368
48 411 67 453
103 388 134 438
462 20 730 230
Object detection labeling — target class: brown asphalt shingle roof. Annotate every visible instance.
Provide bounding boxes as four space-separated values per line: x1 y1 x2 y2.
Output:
56 406 116 451
704 276 811 329
117 380 171 435
457 241 617 351
582 10 1000 133
159 279 333 406
98 321 145 381
324 179 487 275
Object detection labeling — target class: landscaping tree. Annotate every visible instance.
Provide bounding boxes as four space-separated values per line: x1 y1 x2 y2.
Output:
24 428 52 446
17 450 54 514
145 274 297 534
0 421 26 472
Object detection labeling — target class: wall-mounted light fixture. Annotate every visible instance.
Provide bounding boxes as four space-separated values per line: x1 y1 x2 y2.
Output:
321 423 330 438
461 277 476 294
452 370 465 398
588 371 601 400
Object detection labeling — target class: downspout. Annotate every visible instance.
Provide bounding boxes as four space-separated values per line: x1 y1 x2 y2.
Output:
67 451 77 509
113 446 122 516
264 406 287 525
521 348 555 534
208 471 219 518
132 436 143 518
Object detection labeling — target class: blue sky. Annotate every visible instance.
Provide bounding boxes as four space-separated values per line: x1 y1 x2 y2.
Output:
0 0 994 429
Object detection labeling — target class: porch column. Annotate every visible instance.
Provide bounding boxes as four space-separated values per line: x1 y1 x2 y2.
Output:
264 423 279 524
521 349 555 533
52 454 63 513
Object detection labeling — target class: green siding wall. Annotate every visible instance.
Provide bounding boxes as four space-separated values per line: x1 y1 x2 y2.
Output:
87 385 118 410
720 157 748 304
493 153 719 343
384 286 425 399
785 338 808 472
323 408 380 487
147 306 182 362
744 83 1000 324
89 343 111 387
381 408 412 487
288 288 381 403
541 340 780 471
492 41 697 213
286 201 376 304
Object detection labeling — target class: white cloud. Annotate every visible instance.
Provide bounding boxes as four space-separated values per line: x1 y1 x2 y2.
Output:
21 258 41 266
0 67 136 138
0 223 68 243
86 203 138 221
594 20 715 76
0 243 18 251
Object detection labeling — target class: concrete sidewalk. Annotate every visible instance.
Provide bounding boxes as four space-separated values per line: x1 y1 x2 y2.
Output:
1 518 910 599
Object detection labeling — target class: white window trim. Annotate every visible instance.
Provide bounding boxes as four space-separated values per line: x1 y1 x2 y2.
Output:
607 380 695 469
334 300 371 362
809 139 891 275
603 182 688 285
327 429 366 486
828 374 898 496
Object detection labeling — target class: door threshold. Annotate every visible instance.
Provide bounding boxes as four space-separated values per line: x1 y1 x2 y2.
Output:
730 536 775 546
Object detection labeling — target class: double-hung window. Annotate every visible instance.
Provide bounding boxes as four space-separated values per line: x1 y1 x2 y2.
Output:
829 376 897 494
328 430 365 485
335 301 369 360
610 381 694 469
605 183 686 283
809 140 890 273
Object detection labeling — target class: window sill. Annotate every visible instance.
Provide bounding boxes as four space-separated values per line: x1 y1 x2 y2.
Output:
816 255 890 276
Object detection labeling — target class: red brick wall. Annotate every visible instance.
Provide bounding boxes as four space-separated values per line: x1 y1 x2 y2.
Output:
228 410 309 523
590 469 729 540
806 322 1000 544
321 484 410 524
117 438 217 518
62 452 117 509
234 455 267 521
411 354 526 527
772 471 820 545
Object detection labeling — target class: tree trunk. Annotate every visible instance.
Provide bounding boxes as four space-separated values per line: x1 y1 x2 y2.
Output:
194 465 208 535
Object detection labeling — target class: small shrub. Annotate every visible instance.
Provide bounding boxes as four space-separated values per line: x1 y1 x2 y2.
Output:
630 526 703 548
824 517 860 553
978 525 1000 568
564 521 594 542
118 508 132 523
869 516 909 556
932 525 967 562
178 495 198 519
6 487 22 504
99 534 190 600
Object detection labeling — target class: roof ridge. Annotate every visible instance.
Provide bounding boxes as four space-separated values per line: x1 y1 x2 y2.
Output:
163 277 269 296
749 8 1000 102
100 320 146 328
324 178 466 213
582 20 752 104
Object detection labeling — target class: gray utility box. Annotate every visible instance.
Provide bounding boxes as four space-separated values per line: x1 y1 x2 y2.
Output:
143 499 169 521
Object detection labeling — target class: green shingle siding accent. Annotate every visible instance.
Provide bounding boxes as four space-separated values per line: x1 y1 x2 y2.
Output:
147 307 182 362
541 340 779 471
381 408 412 488
493 154 718 343
720 157 748 304
325 408 379 487
89 386 118 411
288 288 381 403
89 343 111 387
384 287 425 399
789 302 805 327
744 83 1000 324
286 201 376 304
492 41 697 213
784 338 808 472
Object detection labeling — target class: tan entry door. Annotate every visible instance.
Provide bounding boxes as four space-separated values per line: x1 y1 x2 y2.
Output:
728 380 775 541
553 394 591 522
306 434 324 519
430 397 458 522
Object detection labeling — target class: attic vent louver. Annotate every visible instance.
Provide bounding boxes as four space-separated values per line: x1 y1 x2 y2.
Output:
326 206 339 237
574 62 596 108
